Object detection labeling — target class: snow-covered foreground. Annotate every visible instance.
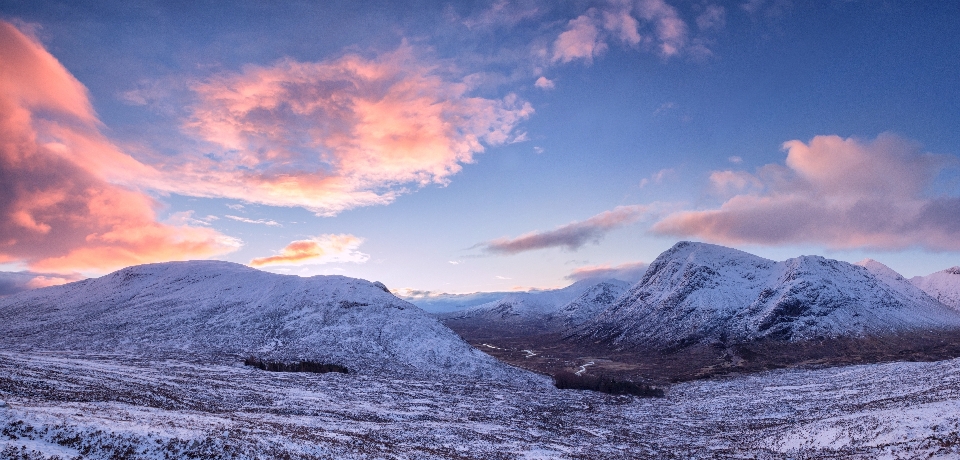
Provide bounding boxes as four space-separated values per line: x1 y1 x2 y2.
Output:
2 352 959 459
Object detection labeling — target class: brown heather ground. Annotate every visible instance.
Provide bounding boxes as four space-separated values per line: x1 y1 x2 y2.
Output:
445 323 960 385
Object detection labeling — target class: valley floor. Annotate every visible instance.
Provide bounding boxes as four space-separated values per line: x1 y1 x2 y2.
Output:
457 330 960 385
2 351 960 458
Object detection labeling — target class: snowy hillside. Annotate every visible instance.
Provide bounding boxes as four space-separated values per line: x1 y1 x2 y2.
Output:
912 267 960 310
437 278 628 335
0 261 536 381
4 350 960 458
574 242 960 349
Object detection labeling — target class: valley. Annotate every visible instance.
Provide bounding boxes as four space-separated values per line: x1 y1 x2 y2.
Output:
440 241 960 385
3 242 960 457
451 329 960 385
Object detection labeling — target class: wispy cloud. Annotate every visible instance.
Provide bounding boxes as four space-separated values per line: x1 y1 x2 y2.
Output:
478 205 651 255
635 0 689 56
566 261 648 283
225 215 282 227
696 4 726 31
551 0 703 65
249 234 368 267
0 21 240 274
654 133 960 250
639 168 675 188
160 43 532 216
459 0 541 30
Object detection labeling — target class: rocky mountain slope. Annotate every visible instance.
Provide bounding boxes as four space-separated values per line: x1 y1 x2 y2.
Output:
912 267 960 310
0 261 534 381
573 242 960 350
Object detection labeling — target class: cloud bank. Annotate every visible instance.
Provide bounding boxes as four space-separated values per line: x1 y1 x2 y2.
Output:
654 133 960 251
250 234 369 267
566 261 648 283
480 205 650 254
0 21 239 274
0 271 85 297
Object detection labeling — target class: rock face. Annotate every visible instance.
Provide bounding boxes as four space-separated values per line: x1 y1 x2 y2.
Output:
0 261 534 381
437 278 629 336
912 267 960 310
573 242 960 350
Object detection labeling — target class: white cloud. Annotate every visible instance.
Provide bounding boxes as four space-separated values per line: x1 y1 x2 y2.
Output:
225 215 282 227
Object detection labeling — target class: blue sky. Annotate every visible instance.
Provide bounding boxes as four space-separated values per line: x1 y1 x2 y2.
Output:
1 0 958 293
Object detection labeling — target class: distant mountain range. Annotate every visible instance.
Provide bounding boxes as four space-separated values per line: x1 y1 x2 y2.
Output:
436 278 630 337
0 261 534 382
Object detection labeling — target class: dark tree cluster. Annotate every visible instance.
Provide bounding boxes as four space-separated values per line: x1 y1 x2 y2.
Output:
552 371 663 397
243 356 348 374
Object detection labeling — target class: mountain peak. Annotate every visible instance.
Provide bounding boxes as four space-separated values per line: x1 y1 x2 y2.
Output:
856 258 906 282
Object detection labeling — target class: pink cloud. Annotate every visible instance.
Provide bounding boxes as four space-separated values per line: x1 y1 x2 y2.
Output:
0 21 239 274
250 234 368 267
534 76 555 90
552 0 698 64
602 3 642 46
552 13 607 64
696 4 726 31
654 133 960 250
636 0 688 57
708 170 763 195
480 205 651 254
24 274 82 289
566 261 649 283
171 44 533 216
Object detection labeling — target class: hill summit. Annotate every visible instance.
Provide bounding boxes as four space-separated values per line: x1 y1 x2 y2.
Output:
0 260 535 382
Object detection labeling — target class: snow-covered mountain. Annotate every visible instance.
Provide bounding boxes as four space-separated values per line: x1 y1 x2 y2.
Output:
573 242 960 350
0 261 534 381
854 258 952 307
399 291 513 314
552 280 630 328
437 278 628 335
912 267 960 310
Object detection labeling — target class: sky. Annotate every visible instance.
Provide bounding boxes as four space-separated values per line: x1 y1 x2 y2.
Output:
0 0 959 295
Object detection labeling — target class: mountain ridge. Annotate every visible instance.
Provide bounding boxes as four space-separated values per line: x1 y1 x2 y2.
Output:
572 242 960 350
0 260 539 383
